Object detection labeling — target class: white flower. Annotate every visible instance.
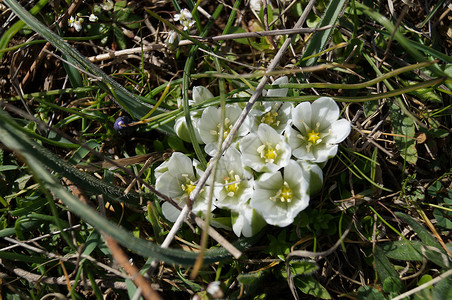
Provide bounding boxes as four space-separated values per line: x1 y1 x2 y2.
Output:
250 0 268 11
89 14 98 22
239 123 291 173
193 85 214 105
287 97 351 163
250 77 292 133
68 16 82 32
174 86 213 143
198 104 250 156
174 8 195 30
250 160 309 227
155 152 211 222
231 200 266 237
250 102 293 134
206 281 223 298
213 148 253 211
100 0 114 11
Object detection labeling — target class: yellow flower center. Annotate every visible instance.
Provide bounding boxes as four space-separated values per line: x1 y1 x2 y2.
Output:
307 129 320 144
281 185 293 201
210 118 233 140
261 111 280 127
257 143 280 163
224 171 241 197
181 174 196 196
271 181 293 203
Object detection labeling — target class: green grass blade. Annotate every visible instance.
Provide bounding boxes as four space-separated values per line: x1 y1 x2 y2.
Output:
0 0 49 60
355 2 452 90
3 0 152 119
299 0 347 67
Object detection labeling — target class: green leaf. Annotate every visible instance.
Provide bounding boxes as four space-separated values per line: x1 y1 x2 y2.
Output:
237 270 264 285
373 245 403 293
382 215 449 267
299 0 348 67
389 101 417 164
112 23 127 50
228 26 265 51
294 275 331 299
288 260 319 276
395 212 442 249
380 240 424 261
355 2 451 90
418 274 433 287
431 271 452 299
0 0 49 60
167 135 188 153
433 207 452 230
422 245 451 268
356 286 386 300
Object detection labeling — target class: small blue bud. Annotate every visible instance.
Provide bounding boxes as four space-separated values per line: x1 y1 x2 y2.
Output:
114 116 134 136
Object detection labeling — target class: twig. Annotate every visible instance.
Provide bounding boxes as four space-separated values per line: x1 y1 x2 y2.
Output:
145 205 190 277
105 236 162 300
1 102 241 259
96 194 162 300
2 236 128 279
0 224 81 252
87 26 332 62
1 265 133 290
391 268 452 300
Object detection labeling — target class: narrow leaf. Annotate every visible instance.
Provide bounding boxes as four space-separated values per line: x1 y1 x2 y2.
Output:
395 212 442 249
373 245 403 293
299 0 347 67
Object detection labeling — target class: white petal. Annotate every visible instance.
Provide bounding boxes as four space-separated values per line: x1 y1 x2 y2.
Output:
257 123 280 144
193 86 214 104
266 76 288 98
204 143 218 157
239 134 266 172
155 172 183 198
311 97 339 127
312 144 338 163
154 160 169 179
298 160 323 196
292 102 312 131
292 146 316 161
232 212 245 237
168 152 194 177
328 119 351 143
283 160 307 188
162 202 183 222
174 117 203 143
198 107 220 144
287 127 303 148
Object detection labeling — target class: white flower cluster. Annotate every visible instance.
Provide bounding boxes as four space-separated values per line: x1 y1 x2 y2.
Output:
155 77 351 237
68 13 98 32
174 8 196 31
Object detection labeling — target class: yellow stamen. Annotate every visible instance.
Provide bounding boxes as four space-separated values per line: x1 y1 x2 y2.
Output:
307 129 320 144
257 143 279 163
270 181 293 203
224 172 240 196
181 175 196 195
261 111 279 126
